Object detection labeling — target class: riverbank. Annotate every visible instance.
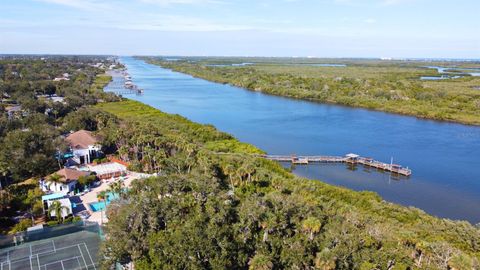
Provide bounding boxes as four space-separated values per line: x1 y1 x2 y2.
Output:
111 56 480 223
146 58 480 126
97 100 480 269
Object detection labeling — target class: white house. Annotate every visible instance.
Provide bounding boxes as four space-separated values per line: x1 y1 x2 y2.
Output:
41 168 89 195
65 130 102 164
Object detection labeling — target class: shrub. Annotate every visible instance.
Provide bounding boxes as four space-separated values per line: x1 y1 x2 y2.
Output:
9 218 33 234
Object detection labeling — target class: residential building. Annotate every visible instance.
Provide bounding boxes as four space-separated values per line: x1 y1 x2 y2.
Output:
40 168 89 195
65 130 101 164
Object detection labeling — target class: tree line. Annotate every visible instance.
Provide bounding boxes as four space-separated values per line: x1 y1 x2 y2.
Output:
149 58 480 126
98 100 480 270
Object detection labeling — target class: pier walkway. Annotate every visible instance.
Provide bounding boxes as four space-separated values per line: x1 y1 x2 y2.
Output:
106 70 144 96
263 153 412 176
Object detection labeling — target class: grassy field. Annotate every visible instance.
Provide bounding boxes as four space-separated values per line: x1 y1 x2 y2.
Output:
146 57 480 125
90 74 112 92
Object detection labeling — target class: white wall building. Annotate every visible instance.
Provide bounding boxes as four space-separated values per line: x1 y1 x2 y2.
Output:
40 168 89 195
65 130 102 164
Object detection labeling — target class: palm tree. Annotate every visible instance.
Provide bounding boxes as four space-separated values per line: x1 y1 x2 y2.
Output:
242 161 256 184
260 212 277 243
302 216 322 241
108 181 124 199
0 189 12 212
0 159 8 190
223 164 236 191
248 253 273 270
97 191 109 225
48 173 63 192
48 200 68 223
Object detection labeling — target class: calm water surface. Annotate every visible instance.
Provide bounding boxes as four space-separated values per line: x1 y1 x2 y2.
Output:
107 57 480 223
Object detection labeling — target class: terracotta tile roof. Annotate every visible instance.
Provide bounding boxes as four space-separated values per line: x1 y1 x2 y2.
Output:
49 168 90 183
65 130 99 149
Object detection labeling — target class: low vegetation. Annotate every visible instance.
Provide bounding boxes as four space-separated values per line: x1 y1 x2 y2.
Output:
98 100 480 269
146 57 480 125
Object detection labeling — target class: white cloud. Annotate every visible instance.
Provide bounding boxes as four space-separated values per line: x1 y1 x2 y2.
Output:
113 15 251 32
364 18 377 24
381 0 414 5
138 0 225 5
34 0 111 10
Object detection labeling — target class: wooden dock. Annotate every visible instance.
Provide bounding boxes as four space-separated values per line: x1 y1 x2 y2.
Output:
106 70 144 96
263 153 412 176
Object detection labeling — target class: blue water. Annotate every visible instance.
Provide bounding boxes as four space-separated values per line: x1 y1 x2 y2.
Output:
420 76 460 80
106 57 480 223
89 192 119 212
422 65 480 79
307 64 347 67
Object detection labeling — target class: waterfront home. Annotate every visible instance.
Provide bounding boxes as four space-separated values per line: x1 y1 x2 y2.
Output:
40 168 89 195
65 130 102 164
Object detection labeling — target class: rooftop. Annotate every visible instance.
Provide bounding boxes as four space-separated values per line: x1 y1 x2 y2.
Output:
88 162 127 177
65 130 99 149
49 168 89 183
41 193 65 202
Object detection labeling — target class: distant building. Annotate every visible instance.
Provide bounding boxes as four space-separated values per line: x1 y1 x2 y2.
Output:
41 168 89 195
36 94 66 104
53 73 70 81
5 105 22 119
65 130 102 164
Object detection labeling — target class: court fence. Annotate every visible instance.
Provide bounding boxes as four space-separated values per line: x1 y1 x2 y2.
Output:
0 221 103 249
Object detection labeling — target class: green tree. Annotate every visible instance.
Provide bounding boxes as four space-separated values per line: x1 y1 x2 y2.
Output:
249 253 274 270
78 175 96 188
97 190 109 225
302 216 322 241
48 173 63 192
10 219 33 234
48 200 68 222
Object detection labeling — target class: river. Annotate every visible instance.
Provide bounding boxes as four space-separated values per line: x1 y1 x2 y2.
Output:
106 57 480 223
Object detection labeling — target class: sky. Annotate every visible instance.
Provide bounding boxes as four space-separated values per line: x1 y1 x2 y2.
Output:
1 0 479 58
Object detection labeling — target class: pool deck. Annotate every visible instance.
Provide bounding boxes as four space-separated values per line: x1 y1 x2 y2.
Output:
78 172 147 224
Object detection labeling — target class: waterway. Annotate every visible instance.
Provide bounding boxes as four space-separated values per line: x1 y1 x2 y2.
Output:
106 57 480 223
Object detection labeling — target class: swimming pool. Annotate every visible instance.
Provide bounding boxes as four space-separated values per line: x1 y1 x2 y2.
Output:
89 192 120 212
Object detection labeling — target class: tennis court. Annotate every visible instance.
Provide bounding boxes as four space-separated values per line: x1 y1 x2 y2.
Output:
0 230 101 270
